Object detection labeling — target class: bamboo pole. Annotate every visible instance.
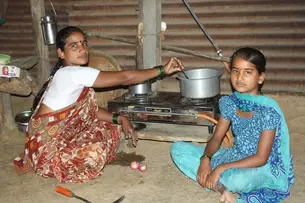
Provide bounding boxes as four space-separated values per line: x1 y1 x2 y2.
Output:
86 32 230 63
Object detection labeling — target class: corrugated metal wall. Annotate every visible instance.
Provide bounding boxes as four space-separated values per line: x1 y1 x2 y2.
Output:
0 0 35 57
1 0 305 94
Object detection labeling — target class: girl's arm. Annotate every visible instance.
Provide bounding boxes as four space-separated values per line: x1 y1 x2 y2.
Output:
206 129 276 191
218 129 276 171
202 117 231 158
196 116 230 188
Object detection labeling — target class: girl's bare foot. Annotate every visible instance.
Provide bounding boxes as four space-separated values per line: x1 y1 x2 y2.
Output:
220 193 226 203
220 190 237 203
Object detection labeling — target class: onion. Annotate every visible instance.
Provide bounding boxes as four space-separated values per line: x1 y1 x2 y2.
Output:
130 161 140 170
139 164 147 172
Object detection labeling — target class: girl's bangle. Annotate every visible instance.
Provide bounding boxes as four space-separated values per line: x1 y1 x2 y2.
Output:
200 154 211 161
155 65 165 77
112 113 119 124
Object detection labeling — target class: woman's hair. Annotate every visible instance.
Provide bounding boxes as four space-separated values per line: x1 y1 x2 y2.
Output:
230 47 266 74
32 26 86 110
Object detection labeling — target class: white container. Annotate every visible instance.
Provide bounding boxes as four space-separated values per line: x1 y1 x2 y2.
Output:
0 65 20 78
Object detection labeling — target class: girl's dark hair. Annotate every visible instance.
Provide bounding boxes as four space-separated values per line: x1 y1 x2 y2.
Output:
230 47 266 74
32 26 85 110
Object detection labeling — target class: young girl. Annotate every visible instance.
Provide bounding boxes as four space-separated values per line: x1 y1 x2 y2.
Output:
170 47 294 203
14 26 184 183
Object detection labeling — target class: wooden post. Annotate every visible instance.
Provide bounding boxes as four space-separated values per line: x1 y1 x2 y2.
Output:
136 1 144 70
30 0 50 87
139 0 162 91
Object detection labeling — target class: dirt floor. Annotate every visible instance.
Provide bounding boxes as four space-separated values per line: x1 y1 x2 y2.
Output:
0 93 304 203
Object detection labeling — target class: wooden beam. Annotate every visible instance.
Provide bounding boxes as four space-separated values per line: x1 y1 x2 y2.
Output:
30 0 50 87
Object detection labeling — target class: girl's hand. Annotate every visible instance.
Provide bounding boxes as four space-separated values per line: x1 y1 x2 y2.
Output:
163 57 185 75
118 116 138 147
196 157 212 188
206 166 224 191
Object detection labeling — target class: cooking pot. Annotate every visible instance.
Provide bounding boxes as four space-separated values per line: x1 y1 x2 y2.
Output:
177 68 223 99
129 82 152 95
15 110 33 133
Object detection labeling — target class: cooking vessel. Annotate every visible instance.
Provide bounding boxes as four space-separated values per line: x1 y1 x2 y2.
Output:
129 82 151 95
177 68 223 99
15 110 32 133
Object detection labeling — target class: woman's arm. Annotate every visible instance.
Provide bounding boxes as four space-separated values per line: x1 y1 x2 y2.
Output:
96 108 138 146
196 117 231 188
92 57 184 88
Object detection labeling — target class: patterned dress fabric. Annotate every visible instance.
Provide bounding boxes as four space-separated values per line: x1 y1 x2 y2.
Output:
14 88 120 183
171 92 294 203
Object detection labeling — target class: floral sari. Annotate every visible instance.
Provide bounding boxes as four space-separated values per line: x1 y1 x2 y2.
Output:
14 88 120 183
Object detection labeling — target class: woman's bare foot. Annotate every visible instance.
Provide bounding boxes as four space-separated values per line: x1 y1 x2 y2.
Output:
219 190 237 203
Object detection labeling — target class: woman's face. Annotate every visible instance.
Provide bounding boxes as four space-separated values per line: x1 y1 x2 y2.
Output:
230 57 265 95
57 31 89 66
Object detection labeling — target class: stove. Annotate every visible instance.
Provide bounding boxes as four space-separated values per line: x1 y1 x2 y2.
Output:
108 91 220 134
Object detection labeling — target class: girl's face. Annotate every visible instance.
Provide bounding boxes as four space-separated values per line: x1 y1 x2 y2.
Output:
230 57 265 95
57 31 89 66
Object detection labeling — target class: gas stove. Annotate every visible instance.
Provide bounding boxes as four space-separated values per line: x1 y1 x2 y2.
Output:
108 91 220 134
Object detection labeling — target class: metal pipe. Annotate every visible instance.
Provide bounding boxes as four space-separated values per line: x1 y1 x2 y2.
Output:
181 0 223 57
122 109 198 117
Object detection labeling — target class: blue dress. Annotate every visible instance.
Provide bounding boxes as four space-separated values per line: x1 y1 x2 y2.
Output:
171 92 294 203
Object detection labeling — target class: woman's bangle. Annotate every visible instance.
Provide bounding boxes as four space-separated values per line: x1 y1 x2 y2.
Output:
112 113 120 124
200 154 211 161
155 65 165 77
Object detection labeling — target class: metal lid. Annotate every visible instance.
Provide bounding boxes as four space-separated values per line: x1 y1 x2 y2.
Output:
41 15 56 23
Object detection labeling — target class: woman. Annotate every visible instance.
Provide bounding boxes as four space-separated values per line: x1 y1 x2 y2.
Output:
171 47 294 202
14 26 184 183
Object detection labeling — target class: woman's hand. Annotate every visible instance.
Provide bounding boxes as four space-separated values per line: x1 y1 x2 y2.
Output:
206 165 224 191
118 115 138 147
163 57 185 75
196 157 212 188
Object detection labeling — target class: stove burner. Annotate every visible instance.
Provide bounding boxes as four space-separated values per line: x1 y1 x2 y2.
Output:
124 91 158 104
180 97 213 106
108 92 221 134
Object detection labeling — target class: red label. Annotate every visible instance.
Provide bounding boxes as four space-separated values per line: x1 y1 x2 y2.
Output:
2 66 8 75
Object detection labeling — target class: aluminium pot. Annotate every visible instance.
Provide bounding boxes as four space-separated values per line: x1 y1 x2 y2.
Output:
129 82 152 95
15 110 33 133
177 68 223 99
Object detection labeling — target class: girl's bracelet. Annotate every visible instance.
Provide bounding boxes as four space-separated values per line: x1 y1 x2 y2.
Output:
155 65 165 77
112 113 120 124
200 154 211 161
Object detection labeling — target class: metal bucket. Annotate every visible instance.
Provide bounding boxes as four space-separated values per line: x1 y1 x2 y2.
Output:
177 68 223 99
40 16 57 45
